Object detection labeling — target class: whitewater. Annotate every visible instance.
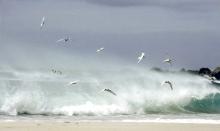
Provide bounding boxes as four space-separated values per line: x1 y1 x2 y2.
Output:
0 64 220 119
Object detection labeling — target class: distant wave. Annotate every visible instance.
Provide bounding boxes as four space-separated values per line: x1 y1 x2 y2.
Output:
0 66 219 116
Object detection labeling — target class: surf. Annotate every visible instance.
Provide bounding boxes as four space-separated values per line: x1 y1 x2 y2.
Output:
0 65 219 116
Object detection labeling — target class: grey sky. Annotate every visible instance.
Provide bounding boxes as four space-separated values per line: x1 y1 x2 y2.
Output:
0 0 220 69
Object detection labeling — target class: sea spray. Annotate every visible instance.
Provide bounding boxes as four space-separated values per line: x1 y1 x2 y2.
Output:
0 66 220 116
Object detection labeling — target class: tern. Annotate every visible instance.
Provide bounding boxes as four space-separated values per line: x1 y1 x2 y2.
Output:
96 47 104 53
161 81 173 90
100 88 117 96
163 58 173 65
51 69 62 75
137 52 145 64
68 80 79 85
56 37 71 43
40 16 45 29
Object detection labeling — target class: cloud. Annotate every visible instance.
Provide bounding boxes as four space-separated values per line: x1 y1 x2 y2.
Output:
84 0 220 11
1 0 220 69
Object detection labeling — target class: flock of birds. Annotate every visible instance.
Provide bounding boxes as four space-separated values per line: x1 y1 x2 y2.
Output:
40 16 174 96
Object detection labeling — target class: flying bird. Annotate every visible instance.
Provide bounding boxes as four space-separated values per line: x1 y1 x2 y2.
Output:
100 88 117 96
137 52 145 64
51 69 62 75
56 37 71 43
163 58 173 65
161 81 173 90
40 16 45 29
96 47 104 53
68 80 79 85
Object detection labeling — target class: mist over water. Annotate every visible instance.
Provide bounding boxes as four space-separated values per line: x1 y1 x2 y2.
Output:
0 57 219 116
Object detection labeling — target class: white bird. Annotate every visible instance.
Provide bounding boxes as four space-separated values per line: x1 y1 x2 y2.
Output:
100 88 117 96
163 58 173 65
161 81 173 90
40 16 45 29
96 47 104 53
51 69 62 75
137 52 145 64
56 37 71 43
68 80 79 85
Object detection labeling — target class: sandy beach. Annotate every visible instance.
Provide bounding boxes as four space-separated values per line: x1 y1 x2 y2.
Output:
0 122 220 131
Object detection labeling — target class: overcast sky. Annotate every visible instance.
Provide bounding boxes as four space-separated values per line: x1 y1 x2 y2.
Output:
0 0 220 69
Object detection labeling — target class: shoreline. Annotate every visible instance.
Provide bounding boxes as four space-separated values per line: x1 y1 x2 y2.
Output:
0 121 220 131
2 115 220 125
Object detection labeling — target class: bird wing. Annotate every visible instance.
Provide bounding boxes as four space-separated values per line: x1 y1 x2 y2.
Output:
71 80 79 84
96 48 104 52
168 82 173 90
40 22 44 28
137 53 145 63
40 17 45 27
161 81 173 90
107 90 117 96
137 58 142 64
137 56 143 63
163 59 173 66
56 38 64 43
70 82 76 85
163 58 169 63
100 89 117 96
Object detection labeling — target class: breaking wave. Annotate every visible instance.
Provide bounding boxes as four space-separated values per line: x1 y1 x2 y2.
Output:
0 66 220 116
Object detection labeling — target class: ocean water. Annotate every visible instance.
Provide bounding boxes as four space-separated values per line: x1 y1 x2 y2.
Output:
0 66 220 123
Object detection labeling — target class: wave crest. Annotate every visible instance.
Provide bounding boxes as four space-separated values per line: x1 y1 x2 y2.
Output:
0 67 220 116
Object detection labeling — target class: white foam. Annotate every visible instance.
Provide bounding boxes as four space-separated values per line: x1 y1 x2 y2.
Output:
0 66 220 116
